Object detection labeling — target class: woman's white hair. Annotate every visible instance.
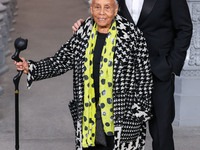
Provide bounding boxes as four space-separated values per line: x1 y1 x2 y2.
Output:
88 0 118 4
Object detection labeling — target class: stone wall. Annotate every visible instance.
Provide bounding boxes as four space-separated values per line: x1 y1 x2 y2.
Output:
0 0 17 95
174 0 200 126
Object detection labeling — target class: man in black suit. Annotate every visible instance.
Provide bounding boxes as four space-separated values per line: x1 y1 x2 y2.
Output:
117 0 192 150
72 0 193 149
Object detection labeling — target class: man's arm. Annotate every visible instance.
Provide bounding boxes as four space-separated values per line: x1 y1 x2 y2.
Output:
168 0 193 75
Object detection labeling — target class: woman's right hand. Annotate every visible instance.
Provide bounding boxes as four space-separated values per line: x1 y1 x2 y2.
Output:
14 57 29 74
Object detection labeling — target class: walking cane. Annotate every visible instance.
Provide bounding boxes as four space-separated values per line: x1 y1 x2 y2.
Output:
11 37 28 150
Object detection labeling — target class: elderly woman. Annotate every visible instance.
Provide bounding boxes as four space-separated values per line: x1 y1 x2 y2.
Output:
15 0 153 149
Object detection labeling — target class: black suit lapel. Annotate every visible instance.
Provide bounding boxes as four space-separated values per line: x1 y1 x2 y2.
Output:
137 0 157 26
118 0 135 24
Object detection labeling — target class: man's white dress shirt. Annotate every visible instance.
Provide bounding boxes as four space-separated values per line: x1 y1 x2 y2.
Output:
125 0 144 24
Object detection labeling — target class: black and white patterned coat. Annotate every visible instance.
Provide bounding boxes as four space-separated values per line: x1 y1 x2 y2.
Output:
27 15 153 150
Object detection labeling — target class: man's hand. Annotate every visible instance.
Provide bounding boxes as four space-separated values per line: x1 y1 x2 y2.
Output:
14 57 29 74
72 19 85 34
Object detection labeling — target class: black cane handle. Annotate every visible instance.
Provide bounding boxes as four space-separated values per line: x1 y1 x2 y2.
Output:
12 37 28 62
13 71 23 91
12 37 28 91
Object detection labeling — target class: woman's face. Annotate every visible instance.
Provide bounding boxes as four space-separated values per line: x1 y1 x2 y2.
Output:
90 0 118 33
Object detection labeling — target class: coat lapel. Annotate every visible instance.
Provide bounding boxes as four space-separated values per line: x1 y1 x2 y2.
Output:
137 0 157 26
113 15 132 89
76 19 93 115
118 0 135 24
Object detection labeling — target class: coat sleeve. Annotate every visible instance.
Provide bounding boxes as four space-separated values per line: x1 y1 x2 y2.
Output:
129 28 153 122
27 35 77 89
167 0 193 75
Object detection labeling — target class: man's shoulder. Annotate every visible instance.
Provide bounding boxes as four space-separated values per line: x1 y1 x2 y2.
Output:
116 15 144 39
75 18 92 37
116 14 133 26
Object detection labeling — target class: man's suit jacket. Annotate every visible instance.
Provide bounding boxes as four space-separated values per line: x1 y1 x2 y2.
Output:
118 0 193 81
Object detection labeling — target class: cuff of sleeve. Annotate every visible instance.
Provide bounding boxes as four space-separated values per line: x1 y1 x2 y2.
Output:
127 103 153 122
27 60 36 89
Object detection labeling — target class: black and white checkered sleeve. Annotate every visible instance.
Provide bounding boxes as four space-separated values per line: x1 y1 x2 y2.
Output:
130 28 153 122
26 35 76 89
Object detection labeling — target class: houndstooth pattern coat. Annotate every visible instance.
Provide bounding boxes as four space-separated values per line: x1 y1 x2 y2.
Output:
27 15 153 150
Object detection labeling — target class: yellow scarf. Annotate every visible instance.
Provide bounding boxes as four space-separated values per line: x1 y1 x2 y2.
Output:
82 21 117 148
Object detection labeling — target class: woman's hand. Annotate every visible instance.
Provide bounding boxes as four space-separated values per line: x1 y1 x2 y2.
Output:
72 19 85 34
14 57 29 74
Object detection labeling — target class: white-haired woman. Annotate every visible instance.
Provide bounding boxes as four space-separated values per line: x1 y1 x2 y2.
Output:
15 0 153 149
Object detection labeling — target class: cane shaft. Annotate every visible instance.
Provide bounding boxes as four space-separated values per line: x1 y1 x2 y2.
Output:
15 91 19 150
13 71 23 150
12 37 28 150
